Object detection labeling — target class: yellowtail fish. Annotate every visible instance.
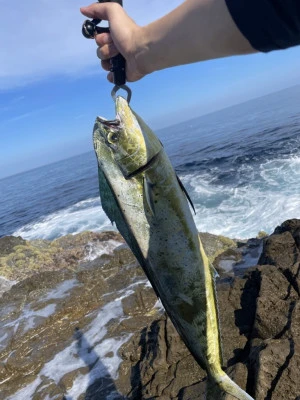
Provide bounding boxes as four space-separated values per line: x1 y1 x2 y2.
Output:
93 96 254 400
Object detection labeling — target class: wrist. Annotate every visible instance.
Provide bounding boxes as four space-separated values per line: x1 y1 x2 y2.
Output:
131 26 157 77
131 8 188 76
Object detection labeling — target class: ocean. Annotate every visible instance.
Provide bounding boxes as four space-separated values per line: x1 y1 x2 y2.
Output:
1 85 300 241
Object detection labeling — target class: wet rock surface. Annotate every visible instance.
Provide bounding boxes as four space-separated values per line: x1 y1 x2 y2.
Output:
0 221 299 399
0 231 123 281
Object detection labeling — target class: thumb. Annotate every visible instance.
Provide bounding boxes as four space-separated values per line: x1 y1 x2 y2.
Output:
80 2 121 20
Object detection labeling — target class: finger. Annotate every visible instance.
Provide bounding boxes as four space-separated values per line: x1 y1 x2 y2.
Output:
107 72 114 83
95 32 112 47
80 3 107 19
101 60 111 72
81 3 133 30
80 2 120 20
97 43 119 60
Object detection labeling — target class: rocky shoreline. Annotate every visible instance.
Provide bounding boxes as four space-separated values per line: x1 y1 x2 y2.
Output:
0 220 299 399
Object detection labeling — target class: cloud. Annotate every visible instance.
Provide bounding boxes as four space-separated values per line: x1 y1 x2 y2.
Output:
0 95 26 114
0 105 53 125
0 0 183 91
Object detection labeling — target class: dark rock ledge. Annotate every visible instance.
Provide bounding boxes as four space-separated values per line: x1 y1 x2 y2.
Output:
0 221 299 399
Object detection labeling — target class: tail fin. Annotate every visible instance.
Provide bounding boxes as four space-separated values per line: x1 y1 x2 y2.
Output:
207 373 254 400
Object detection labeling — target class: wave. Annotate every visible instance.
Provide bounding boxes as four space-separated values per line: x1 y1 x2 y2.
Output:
12 152 300 242
184 155 300 238
13 197 115 240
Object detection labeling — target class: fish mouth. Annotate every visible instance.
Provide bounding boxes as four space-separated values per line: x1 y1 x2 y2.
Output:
96 96 130 128
96 116 120 127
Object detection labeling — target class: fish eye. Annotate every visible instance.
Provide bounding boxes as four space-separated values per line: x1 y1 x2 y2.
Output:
107 131 119 143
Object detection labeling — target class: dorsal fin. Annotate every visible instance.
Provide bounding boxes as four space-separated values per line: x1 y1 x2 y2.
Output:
176 174 196 215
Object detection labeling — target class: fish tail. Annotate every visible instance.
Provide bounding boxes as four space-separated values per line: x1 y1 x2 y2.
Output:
207 372 254 400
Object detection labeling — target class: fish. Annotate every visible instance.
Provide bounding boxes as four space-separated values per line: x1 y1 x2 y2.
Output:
93 96 254 400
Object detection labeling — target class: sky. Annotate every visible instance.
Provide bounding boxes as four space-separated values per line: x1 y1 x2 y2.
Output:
0 0 300 179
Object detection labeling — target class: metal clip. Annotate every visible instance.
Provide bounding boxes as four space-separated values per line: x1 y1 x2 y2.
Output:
111 85 132 103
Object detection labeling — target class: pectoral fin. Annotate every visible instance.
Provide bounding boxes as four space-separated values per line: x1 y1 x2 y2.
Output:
176 174 196 214
143 176 155 216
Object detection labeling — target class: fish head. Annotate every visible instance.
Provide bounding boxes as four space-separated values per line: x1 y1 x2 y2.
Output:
94 96 162 178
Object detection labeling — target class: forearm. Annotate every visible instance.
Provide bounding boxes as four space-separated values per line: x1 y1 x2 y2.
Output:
138 0 256 74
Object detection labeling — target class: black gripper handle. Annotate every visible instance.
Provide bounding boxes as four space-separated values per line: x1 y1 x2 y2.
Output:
99 0 123 5
82 0 126 85
110 54 126 86
99 0 125 85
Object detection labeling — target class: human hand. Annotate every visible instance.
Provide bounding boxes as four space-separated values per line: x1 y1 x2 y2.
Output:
80 3 148 83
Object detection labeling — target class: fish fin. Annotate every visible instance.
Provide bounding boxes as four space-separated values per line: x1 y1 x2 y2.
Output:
207 374 254 400
97 166 117 225
178 293 194 306
210 263 220 279
199 237 223 366
97 166 141 253
176 174 196 215
96 166 164 300
143 176 155 216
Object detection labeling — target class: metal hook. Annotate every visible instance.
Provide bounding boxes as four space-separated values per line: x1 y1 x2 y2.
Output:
111 85 132 104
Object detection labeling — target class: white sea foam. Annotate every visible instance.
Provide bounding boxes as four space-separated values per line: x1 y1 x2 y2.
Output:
153 298 165 313
3 303 57 335
187 155 300 239
84 239 124 261
7 294 132 400
0 276 17 297
42 279 79 301
13 197 116 240
0 280 79 350
12 155 300 241
0 332 9 348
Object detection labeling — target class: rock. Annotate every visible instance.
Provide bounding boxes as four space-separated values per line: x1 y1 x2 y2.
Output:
122 287 157 316
245 219 300 399
213 237 262 276
0 236 26 255
199 232 237 263
258 231 299 270
1 221 300 399
115 222 300 399
274 219 300 248
0 232 135 399
0 231 123 282
178 381 207 400
251 339 300 400
119 315 204 399
0 276 15 297
251 265 297 341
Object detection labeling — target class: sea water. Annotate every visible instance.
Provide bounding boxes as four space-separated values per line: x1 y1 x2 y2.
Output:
1 85 300 240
